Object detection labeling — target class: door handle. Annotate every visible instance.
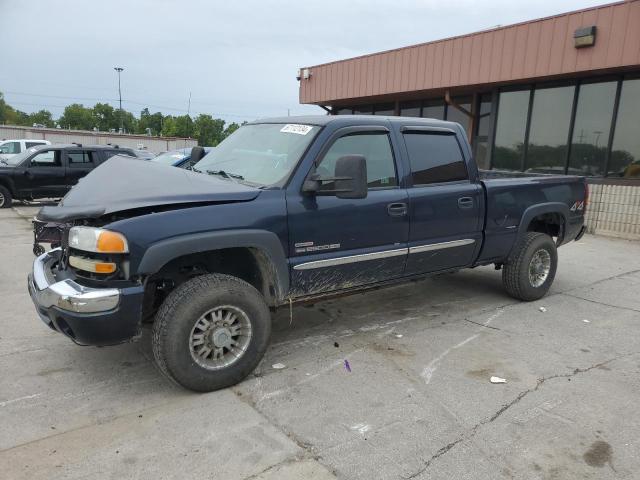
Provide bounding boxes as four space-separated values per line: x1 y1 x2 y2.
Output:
458 197 474 209
387 202 408 217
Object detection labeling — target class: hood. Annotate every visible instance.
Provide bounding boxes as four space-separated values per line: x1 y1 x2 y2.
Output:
37 156 261 222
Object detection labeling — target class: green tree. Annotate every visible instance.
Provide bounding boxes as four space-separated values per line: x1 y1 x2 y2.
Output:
161 116 177 137
223 122 240 139
92 103 116 131
58 104 94 130
26 110 55 127
194 114 225 146
174 114 194 138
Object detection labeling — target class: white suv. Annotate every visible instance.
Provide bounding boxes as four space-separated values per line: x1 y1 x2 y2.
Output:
0 139 51 160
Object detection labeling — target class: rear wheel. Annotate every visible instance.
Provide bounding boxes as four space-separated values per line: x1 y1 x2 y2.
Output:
502 232 557 301
152 273 271 392
0 185 12 208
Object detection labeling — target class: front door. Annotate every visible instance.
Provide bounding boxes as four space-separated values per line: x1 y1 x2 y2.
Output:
400 128 483 275
24 149 67 198
287 127 409 297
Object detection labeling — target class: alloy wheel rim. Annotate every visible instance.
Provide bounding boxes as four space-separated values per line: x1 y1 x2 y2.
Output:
188 305 252 370
0 192 4 207
529 249 551 287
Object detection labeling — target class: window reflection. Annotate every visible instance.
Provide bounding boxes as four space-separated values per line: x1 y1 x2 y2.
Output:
493 90 529 171
568 82 616 176
421 99 445 120
609 79 640 178
526 85 575 174
400 101 421 117
446 96 472 132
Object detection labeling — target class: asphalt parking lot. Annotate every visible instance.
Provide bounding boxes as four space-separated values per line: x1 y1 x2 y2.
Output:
1 204 639 480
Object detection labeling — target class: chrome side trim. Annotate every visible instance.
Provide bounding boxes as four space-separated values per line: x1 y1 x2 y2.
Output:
293 248 407 271
409 239 476 254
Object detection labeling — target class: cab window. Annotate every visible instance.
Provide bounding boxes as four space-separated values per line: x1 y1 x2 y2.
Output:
30 150 61 167
0 141 21 154
317 132 397 189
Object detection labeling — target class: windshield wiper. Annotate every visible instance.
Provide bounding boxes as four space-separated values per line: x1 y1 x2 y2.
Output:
0 159 7 165
206 169 245 181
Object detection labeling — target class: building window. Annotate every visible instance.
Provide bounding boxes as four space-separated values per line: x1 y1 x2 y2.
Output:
474 93 493 170
525 85 575 174
609 79 640 178
335 108 353 115
568 81 617 177
373 103 395 116
493 90 530 171
353 105 373 115
400 101 421 117
403 132 468 185
446 96 472 132
421 99 445 120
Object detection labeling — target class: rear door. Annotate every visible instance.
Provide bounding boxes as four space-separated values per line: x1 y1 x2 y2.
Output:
400 126 483 275
65 149 98 187
286 126 409 296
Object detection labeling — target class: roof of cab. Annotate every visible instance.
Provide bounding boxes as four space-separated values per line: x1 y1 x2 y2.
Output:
250 114 459 128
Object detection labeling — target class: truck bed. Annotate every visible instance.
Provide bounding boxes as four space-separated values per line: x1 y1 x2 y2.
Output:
476 171 587 265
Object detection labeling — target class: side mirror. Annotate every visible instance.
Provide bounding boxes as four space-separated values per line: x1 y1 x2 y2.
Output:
302 154 368 199
190 146 205 163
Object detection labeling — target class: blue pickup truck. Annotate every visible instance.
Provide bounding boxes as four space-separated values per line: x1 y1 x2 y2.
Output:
28 115 587 391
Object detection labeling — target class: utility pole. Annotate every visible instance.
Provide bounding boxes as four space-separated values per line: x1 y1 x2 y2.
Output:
187 91 192 117
114 67 124 132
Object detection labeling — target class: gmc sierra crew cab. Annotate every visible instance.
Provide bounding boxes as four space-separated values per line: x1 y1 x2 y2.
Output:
27 115 587 392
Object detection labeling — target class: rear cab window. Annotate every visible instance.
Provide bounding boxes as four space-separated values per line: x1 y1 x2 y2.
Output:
67 150 96 168
402 130 468 185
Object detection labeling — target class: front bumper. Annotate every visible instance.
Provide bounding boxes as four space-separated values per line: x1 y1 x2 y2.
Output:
28 249 145 346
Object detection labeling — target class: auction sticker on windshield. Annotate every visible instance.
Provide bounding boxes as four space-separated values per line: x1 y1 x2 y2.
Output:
280 124 313 135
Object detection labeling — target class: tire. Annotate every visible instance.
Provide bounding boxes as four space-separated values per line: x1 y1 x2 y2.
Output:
502 232 557 301
152 274 271 392
0 185 12 209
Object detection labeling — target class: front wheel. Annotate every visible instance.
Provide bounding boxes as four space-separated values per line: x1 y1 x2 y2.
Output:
152 274 271 392
0 185 12 209
502 232 558 301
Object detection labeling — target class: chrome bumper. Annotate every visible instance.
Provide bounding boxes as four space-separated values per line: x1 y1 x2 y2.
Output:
29 248 120 313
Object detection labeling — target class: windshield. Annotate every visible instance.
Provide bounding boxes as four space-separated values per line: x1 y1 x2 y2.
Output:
193 123 320 186
2 147 39 166
152 150 187 165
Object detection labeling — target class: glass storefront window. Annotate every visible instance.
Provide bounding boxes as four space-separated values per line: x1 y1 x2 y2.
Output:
446 96 472 132
568 81 617 176
373 103 395 115
474 93 493 170
421 99 445 120
400 101 421 117
336 108 352 115
353 105 373 115
609 79 640 178
525 85 575 174
493 90 530 171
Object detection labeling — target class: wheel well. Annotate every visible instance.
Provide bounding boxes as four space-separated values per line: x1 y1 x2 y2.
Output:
0 178 13 195
141 247 279 322
527 212 564 240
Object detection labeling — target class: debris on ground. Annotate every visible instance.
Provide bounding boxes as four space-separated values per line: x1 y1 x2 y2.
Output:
490 376 507 384
334 342 339 348
272 363 286 370
539 307 547 313
395 334 403 338
583 319 591 323
344 359 352 372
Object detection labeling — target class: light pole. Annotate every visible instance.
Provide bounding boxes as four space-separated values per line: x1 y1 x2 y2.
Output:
114 67 124 133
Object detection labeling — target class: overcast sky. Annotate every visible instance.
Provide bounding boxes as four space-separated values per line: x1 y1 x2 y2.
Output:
0 0 610 124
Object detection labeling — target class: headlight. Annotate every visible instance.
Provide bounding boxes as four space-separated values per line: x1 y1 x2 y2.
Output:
68 226 129 253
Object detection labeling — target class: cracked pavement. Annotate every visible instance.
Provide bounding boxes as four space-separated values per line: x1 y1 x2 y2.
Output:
2 204 640 479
